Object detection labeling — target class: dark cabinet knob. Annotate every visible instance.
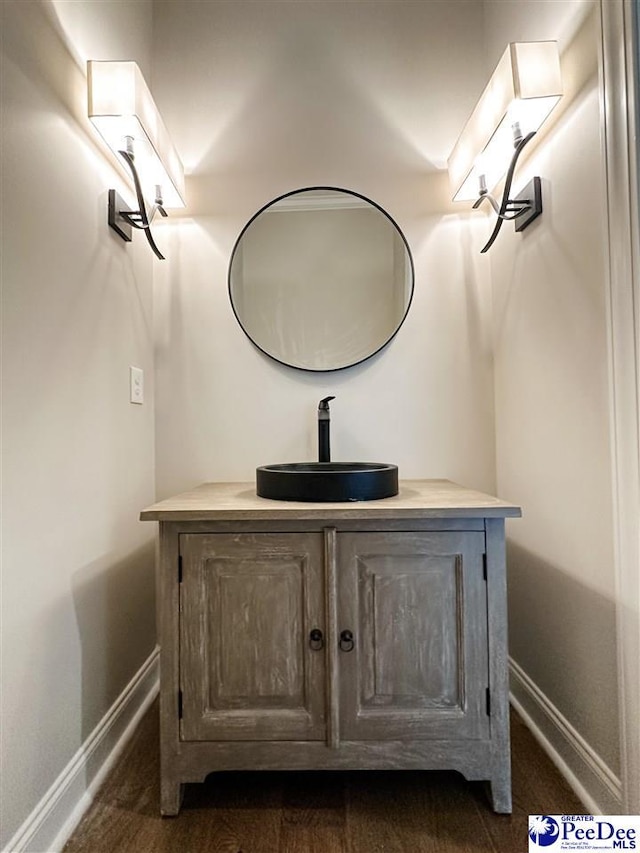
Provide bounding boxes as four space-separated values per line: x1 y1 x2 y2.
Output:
309 628 324 650
339 629 354 652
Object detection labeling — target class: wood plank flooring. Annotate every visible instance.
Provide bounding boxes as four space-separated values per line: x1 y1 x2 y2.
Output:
63 701 584 852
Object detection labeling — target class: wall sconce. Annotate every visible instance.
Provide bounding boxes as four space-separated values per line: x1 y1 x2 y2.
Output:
448 42 562 253
87 60 185 260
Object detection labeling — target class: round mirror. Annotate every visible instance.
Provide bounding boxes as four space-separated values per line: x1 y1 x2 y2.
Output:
228 187 414 372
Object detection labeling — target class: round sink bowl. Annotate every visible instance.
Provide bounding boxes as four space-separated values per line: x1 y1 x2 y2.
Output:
256 462 399 502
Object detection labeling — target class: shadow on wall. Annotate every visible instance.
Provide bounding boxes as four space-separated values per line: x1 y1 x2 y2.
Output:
72 540 156 745
506 539 620 777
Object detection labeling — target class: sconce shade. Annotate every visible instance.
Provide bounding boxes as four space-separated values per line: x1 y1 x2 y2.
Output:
448 42 562 202
88 60 185 208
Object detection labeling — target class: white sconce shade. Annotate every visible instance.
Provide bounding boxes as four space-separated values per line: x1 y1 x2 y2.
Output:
448 42 562 202
88 60 185 208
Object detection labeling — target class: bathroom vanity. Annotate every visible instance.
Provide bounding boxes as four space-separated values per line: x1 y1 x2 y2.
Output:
140 479 521 815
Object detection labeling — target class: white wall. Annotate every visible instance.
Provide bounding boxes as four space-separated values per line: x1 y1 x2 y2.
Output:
151 0 498 501
0 1 157 846
485 1 622 810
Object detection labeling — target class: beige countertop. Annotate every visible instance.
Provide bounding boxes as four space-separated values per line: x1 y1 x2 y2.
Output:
140 479 522 522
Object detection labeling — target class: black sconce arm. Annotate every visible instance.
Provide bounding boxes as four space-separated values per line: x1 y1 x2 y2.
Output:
473 130 538 254
116 149 168 260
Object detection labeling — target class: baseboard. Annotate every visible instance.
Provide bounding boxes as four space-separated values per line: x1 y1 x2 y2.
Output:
3 646 159 853
509 657 622 814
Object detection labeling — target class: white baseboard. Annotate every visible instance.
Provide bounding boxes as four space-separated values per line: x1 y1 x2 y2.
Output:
3 647 159 853
509 657 622 815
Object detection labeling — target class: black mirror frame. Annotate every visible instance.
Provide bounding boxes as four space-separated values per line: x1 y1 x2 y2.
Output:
227 186 415 373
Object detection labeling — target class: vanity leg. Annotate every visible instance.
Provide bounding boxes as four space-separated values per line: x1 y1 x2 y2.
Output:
485 518 512 815
160 779 184 817
157 524 184 817
489 772 512 814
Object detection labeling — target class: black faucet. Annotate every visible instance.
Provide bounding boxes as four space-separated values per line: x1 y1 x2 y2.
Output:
318 396 335 463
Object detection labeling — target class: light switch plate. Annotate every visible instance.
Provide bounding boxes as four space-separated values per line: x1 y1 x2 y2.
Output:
130 366 144 404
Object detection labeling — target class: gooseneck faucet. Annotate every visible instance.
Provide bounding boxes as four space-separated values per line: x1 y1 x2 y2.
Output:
318 396 335 463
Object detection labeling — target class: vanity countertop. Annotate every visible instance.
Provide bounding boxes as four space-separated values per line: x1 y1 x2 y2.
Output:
140 479 521 522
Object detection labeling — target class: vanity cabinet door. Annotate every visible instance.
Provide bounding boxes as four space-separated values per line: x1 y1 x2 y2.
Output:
337 531 489 741
180 533 326 742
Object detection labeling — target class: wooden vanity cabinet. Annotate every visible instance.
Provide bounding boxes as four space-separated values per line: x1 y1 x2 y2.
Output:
140 480 521 817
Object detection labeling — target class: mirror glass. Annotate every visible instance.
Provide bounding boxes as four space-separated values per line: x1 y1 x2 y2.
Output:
228 187 414 372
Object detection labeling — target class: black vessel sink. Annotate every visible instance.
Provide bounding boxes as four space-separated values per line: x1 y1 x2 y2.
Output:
256 462 399 502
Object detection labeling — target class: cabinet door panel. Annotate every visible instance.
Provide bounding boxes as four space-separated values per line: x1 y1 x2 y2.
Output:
337 532 489 741
366 564 460 705
180 533 325 741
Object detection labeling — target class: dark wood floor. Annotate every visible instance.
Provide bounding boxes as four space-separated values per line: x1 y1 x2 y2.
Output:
63 700 584 852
